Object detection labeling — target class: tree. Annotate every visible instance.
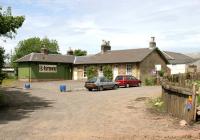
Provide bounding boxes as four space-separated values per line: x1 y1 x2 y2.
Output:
0 6 25 38
86 66 98 80
103 65 113 80
11 37 60 66
74 49 87 56
0 6 25 83
0 47 5 84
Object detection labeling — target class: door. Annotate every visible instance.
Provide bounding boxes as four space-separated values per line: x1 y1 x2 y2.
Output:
113 65 118 80
73 67 78 80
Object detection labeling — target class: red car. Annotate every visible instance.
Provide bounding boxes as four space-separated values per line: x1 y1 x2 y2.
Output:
115 75 141 87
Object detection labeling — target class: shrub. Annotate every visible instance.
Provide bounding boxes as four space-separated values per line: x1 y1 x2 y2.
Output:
103 65 113 80
158 70 164 77
148 97 165 113
145 77 156 86
0 73 6 85
86 66 98 80
0 93 8 107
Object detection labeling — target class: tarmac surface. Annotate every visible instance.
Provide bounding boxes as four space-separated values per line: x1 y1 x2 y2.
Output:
0 81 200 140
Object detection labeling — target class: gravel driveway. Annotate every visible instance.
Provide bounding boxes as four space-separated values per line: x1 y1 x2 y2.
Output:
0 83 200 140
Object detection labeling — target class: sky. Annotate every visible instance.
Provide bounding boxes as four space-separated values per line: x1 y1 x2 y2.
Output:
1 0 200 55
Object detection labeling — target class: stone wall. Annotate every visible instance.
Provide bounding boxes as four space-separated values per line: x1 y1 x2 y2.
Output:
139 49 168 82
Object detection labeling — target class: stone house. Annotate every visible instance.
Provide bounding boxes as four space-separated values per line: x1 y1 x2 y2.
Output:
187 59 200 72
162 51 194 74
16 37 183 82
73 37 169 82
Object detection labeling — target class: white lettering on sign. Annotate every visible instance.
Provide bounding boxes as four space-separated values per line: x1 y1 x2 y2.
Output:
39 65 57 73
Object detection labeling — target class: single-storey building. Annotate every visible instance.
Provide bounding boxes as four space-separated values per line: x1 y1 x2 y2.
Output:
2 63 15 77
73 38 169 82
16 48 74 82
187 59 200 72
162 51 194 74
16 37 193 82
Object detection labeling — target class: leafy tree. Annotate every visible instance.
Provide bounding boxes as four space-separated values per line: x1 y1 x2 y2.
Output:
103 65 113 80
0 47 5 84
0 6 25 38
11 37 59 66
86 65 98 80
74 49 87 56
0 6 24 83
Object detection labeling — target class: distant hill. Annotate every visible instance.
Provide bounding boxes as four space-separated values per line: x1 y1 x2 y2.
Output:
185 53 200 59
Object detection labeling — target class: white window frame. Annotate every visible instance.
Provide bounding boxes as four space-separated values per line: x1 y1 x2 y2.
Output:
126 64 132 75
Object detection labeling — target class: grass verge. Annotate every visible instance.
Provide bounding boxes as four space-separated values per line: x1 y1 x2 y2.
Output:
147 97 165 113
1 78 17 87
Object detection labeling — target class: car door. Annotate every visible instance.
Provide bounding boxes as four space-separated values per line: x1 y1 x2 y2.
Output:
107 79 114 89
99 77 105 88
131 76 137 86
127 76 133 86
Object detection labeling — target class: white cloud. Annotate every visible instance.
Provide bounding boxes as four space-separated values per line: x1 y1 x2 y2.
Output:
1 0 200 55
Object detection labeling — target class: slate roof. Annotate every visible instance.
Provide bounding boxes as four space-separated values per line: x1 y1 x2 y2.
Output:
15 53 75 63
15 48 192 65
163 51 194 64
74 48 162 64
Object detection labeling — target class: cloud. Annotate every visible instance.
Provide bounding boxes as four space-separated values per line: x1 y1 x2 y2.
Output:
1 0 200 55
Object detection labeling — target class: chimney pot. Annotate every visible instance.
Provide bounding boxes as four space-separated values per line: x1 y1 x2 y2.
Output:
101 40 111 53
67 47 74 55
151 37 155 42
149 37 156 49
41 47 48 55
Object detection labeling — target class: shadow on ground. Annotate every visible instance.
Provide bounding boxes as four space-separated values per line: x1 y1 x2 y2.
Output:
0 87 54 124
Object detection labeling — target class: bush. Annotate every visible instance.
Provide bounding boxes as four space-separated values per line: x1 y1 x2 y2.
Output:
158 70 164 77
86 66 98 80
103 65 113 80
148 97 165 113
145 77 156 86
0 73 6 85
0 93 8 107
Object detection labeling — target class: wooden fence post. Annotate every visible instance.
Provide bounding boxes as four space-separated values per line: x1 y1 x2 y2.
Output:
192 83 197 121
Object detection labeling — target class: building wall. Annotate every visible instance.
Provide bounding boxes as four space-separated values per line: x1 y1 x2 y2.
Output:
18 62 72 81
139 50 168 82
18 63 30 80
187 60 200 72
118 64 126 75
118 63 140 79
73 63 140 80
167 64 186 74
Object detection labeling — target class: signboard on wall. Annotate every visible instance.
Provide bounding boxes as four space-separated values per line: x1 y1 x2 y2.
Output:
39 64 57 73
155 64 161 71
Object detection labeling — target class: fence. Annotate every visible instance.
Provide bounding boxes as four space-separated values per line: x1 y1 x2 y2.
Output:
161 73 200 123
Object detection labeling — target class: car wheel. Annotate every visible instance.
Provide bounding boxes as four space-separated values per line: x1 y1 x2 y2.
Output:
126 84 130 88
113 85 118 90
98 86 104 91
88 89 92 91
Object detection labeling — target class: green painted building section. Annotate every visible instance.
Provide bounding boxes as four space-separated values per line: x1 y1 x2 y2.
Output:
18 62 72 81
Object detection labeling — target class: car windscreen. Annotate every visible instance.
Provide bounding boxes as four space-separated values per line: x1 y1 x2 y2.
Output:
87 77 97 83
115 76 123 80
